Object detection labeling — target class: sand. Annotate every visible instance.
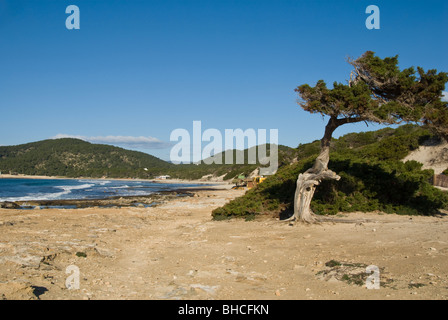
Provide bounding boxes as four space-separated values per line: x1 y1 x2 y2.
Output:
403 140 448 175
0 185 447 300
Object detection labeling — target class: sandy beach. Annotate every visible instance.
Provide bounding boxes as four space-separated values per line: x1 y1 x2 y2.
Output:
0 184 447 300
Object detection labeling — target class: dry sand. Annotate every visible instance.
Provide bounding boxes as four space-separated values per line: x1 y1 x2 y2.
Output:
403 140 448 175
0 185 447 300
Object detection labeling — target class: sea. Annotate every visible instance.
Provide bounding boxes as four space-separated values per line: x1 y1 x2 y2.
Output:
0 178 203 203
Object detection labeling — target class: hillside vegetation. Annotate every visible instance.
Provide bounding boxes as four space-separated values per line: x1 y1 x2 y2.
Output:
212 125 448 219
0 139 173 178
170 145 296 180
0 138 294 180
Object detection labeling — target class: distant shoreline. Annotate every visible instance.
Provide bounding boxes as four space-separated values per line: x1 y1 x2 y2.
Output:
0 173 229 185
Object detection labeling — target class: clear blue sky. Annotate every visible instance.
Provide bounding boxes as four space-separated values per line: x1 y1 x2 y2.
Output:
0 0 447 160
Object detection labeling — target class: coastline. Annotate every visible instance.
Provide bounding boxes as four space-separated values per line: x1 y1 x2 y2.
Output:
0 173 229 186
0 174 232 208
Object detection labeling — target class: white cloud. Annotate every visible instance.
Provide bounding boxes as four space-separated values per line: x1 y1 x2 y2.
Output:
52 134 172 150
442 91 448 102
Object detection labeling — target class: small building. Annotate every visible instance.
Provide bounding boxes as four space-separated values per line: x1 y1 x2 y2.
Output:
156 175 171 180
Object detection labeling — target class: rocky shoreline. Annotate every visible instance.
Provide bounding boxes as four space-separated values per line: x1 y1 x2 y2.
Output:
0 187 219 210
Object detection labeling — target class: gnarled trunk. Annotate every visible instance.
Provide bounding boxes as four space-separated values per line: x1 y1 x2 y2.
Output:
290 116 342 223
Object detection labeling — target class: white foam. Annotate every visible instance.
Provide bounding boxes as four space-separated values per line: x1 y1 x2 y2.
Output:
0 183 94 202
56 183 94 192
110 185 130 189
78 179 111 186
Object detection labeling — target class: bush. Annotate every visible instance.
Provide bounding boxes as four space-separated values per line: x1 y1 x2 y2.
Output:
213 125 448 219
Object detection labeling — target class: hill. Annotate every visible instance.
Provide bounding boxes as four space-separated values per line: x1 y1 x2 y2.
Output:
212 124 448 219
167 144 297 181
0 138 296 180
0 138 173 178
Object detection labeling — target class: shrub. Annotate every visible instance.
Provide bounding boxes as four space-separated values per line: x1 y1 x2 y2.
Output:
213 125 448 219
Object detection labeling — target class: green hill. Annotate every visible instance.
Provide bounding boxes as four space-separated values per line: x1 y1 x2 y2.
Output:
167 144 297 180
0 138 296 180
212 125 448 219
0 138 173 178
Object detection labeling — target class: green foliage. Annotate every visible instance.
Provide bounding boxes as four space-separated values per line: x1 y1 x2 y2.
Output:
297 51 448 139
0 138 173 178
76 252 87 258
350 51 448 139
213 125 448 219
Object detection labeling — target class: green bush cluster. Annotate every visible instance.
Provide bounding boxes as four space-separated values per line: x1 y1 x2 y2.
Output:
212 125 448 219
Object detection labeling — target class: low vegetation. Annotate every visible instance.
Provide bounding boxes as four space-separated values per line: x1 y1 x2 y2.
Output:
212 125 448 219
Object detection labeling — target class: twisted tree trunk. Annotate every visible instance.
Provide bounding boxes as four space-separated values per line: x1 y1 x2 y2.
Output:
289 116 348 223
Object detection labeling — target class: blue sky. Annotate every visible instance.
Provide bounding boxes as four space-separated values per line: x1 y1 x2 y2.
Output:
0 0 447 161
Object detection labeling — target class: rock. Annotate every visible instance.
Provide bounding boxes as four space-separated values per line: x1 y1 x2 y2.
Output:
0 282 38 300
6 254 42 268
0 201 20 209
189 284 219 295
93 247 115 258
328 276 340 283
294 265 305 270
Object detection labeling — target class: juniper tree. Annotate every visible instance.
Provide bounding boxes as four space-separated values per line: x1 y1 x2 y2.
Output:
290 51 448 223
